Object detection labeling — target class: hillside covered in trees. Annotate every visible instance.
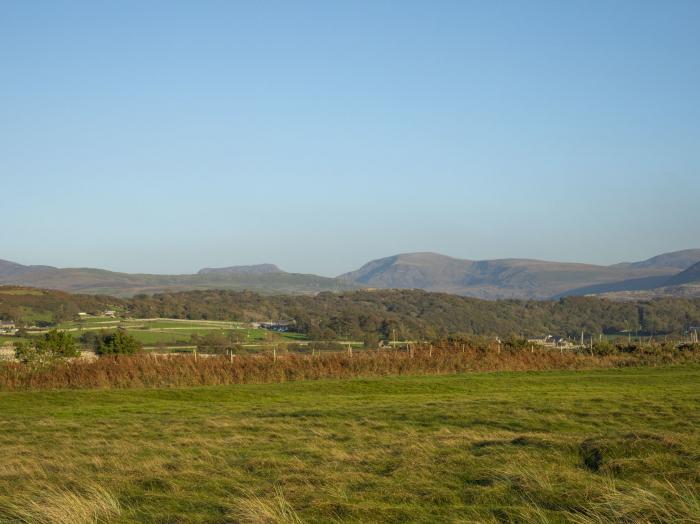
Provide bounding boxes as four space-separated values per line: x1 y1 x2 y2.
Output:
130 289 700 339
3 286 700 340
0 287 121 325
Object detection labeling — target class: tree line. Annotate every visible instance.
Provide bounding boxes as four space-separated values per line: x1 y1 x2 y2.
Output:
128 289 700 339
3 286 700 341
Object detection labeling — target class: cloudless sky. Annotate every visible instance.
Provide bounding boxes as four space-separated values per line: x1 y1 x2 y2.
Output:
1 1 699 276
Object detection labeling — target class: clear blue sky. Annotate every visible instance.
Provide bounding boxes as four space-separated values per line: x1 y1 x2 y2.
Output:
1 1 699 276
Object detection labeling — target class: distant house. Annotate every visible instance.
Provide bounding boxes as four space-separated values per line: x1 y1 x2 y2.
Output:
0 321 17 335
78 312 88 317
528 335 572 349
259 320 296 332
528 335 554 346
102 310 117 318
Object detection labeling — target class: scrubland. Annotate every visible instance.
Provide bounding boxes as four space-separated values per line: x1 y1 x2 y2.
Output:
1 343 699 391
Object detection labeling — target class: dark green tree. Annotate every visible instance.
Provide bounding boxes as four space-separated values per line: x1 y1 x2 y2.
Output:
98 330 142 355
15 329 79 365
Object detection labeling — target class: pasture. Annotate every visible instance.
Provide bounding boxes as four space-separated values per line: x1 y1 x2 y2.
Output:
50 317 300 350
0 366 698 523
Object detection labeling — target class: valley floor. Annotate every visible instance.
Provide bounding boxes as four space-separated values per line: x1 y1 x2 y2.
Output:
0 366 698 523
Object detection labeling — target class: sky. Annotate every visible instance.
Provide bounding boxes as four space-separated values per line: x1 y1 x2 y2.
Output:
1 1 699 276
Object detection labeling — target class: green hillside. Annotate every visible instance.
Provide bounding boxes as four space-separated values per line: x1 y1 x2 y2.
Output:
4 286 700 339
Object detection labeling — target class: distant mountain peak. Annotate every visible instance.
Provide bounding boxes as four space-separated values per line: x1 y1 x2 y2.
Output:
197 263 284 275
339 249 700 300
664 261 700 286
3 249 700 299
626 249 700 270
0 258 55 278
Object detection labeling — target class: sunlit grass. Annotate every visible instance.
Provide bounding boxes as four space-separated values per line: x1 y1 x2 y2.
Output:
0 366 698 522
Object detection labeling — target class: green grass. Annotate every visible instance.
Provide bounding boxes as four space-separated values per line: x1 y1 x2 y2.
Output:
124 327 293 346
17 306 53 324
46 317 303 348
0 366 698 523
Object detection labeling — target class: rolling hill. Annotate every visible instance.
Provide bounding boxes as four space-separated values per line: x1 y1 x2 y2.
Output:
664 261 700 286
594 261 700 300
3 249 700 299
197 264 283 275
0 259 55 278
0 260 357 297
613 250 700 270
338 250 700 300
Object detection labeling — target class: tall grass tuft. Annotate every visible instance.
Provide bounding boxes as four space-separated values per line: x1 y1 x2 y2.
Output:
227 486 304 524
568 480 700 524
0 483 121 524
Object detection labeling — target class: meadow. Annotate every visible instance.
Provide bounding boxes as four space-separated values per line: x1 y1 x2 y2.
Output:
0 366 698 523
45 317 299 349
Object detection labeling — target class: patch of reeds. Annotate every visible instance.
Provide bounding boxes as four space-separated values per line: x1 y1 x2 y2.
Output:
0 343 697 391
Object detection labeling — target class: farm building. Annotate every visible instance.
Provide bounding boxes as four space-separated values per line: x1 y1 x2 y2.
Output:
258 320 296 332
527 335 572 349
0 321 17 335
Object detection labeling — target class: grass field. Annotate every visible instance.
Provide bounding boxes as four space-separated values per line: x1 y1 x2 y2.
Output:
0 366 698 523
45 317 304 348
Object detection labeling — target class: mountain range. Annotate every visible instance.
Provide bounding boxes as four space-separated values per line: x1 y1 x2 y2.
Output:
1 249 700 299
0 260 356 297
591 260 700 301
337 250 700 299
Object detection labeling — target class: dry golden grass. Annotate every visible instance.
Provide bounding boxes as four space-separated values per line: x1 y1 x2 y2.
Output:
227 486 304 524
2 344 697 391
0 483 121 524
567 480 700 524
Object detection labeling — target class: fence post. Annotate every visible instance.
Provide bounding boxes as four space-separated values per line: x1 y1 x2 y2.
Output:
273 346 277 362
